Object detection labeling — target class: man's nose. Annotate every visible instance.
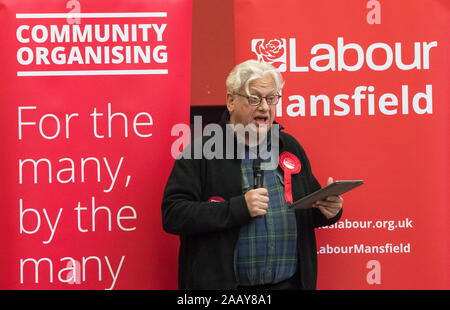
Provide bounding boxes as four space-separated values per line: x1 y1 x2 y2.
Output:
257 97 270 111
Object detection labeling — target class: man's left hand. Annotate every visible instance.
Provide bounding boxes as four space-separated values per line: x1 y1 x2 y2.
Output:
313 177 343 219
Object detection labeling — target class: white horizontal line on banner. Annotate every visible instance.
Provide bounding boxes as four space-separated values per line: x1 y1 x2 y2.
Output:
16 12 167 19
17 69 169 76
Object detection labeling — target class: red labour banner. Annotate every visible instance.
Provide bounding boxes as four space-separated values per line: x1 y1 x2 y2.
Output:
0 0 191 289
234 0 449 289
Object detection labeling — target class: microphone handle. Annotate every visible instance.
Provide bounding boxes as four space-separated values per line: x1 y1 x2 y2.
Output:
254 170 264 188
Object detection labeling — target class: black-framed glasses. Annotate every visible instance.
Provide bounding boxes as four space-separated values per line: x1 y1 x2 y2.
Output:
234 93 281 106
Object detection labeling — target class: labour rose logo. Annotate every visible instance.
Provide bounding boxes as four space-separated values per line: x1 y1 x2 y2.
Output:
252 38 287 72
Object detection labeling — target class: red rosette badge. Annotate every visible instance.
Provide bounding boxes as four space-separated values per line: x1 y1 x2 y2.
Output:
208 196 225 203
278 152 301 204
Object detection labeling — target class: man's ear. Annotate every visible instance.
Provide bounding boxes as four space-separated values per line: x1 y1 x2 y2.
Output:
226 93 235 113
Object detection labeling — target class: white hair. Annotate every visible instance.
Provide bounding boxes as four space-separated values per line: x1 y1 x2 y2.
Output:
226 59 284 96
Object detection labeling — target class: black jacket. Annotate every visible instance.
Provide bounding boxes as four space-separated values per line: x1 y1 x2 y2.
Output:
161 112 342 289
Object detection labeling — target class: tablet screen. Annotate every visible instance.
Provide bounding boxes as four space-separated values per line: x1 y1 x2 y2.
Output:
290 180 364 210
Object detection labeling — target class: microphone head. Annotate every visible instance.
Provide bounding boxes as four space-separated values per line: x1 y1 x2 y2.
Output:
253 157 262 170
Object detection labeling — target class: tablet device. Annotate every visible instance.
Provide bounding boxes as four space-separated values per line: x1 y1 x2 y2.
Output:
290 180 364 210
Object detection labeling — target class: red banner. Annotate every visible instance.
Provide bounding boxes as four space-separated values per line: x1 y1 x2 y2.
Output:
0 0 191 289
234 0 449 289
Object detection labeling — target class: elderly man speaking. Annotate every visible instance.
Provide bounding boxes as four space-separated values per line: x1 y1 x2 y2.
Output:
162 59 343 290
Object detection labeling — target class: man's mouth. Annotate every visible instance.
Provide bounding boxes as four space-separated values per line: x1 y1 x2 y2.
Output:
254 116 269 125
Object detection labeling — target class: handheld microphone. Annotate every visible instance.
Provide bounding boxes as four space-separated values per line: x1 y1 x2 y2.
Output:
253 158 264 188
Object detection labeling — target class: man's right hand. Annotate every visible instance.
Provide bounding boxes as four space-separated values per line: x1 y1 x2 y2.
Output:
244 188 269 217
